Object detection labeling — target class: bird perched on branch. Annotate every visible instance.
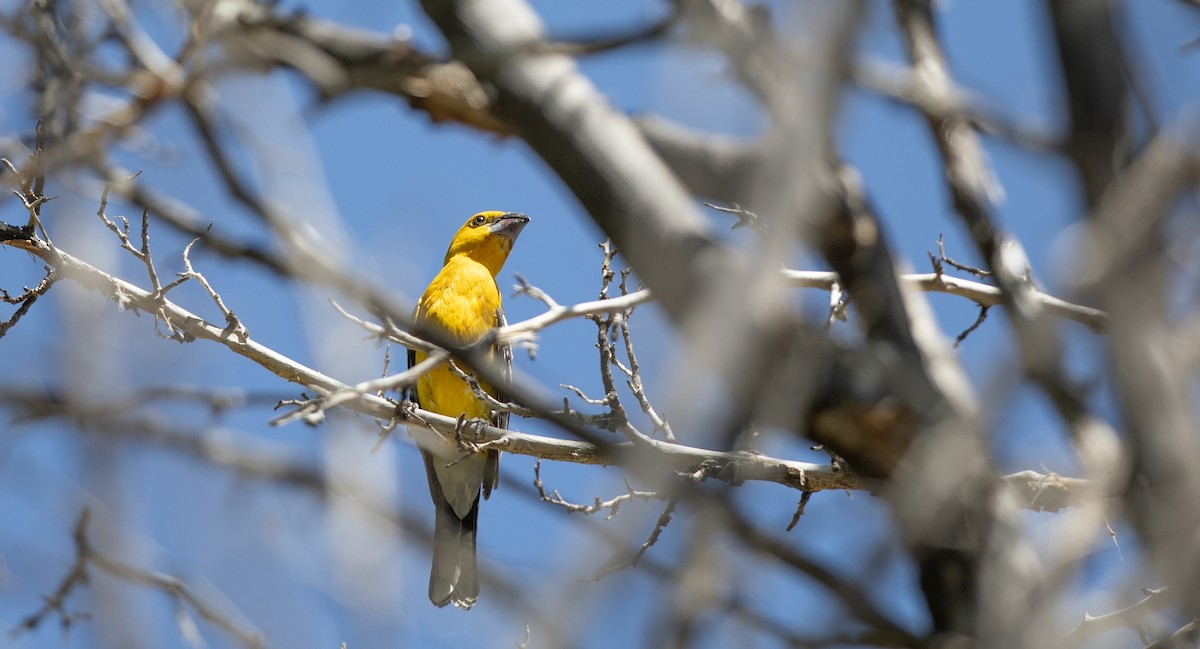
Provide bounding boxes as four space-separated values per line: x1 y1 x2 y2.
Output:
408 210 530 609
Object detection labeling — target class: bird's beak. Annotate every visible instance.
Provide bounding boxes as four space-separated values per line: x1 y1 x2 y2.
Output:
491 213 530 240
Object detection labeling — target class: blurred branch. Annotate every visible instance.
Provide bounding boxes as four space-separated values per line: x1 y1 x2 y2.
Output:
1046 0 1133 206
638 115 761 206
1003 470 1089 513
15 509 266 649
536 12 677 56
892 0 1104 443
226 6 510 134
892 0 1121 472
1082 126 1200 609
1145 619 1200 649
1073 132 1200 293
851 56 1059 151
1063 587 1171 647
2 384 290 423
725 505 923 649
0 386 561 638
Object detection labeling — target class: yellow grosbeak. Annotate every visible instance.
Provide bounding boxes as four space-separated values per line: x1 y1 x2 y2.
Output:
408 210 530 609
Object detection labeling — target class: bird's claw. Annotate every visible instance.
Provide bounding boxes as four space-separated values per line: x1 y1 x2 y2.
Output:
452 415 489 452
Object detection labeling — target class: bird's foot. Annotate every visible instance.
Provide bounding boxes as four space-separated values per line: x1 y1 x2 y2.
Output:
396 399 419 420
452 414 491 452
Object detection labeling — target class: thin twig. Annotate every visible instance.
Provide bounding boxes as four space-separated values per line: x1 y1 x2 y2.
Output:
705 202 766 233
935 233 991 278
0 266 57 338
534 459 663 518
616 268 674 440
785 490 814 532
586 495 681 581
177 234 248 341
953 304 990 347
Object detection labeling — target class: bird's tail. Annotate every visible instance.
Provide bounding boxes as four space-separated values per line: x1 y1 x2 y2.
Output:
428 498 480 609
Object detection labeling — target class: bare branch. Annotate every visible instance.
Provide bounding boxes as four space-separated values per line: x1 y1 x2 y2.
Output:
586 495 680 581
172 236 247 341
784 269 1107 333
0 265 57 338
534 459 663 518
1063 587 1172 647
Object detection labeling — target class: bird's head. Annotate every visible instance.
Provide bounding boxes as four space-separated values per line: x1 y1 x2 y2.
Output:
444 211 531 276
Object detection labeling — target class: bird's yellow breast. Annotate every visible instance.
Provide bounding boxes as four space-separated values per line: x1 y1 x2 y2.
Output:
415 256 501 343
413 255 501 420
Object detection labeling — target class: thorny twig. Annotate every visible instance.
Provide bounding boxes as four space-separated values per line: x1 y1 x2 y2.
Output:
444 359 540 419
96 173 165 292
511 265 671 435
785 490 814 532
95 173 198 340
534 459 663 519
585 241 636 438
0 265 57 338
954 304 990 348
3 122 53 239
576 240 675 443
615 268 674 440
328 299 437 355
586 495 682 581
583 463 722 581
705 202 767 234
0 135 59 338
1 3 1186 645
932 233 991 279
271 393 327 427
781 268 1106 333
270 351 448 427
560 383 609 406
177 233 248 342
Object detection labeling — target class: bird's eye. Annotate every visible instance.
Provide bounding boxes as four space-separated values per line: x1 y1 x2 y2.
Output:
471 215 487 226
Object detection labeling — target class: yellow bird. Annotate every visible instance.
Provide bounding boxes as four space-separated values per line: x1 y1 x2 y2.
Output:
408 210 530 609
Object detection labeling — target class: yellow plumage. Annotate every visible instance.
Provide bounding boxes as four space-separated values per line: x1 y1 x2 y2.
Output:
413 257 501 420
409 210 529 610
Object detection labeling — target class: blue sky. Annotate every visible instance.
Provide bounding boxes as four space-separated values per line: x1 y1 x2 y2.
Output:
2 0 1199 647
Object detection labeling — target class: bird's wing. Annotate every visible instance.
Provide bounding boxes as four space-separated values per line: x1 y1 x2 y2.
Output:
406 345 420 408
481 306 509 500
492 306 512 432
